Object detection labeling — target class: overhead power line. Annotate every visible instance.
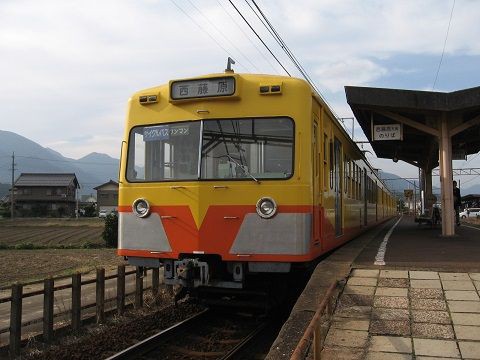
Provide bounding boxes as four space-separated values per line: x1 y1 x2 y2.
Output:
248 1 322 96
227 0 291 75
244 1 345 130
214 0 279 74
432 0 456 90
186 0 260 72
169 0 249 72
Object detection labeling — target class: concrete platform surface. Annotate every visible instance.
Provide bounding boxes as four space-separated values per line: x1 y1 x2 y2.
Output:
267 216 480 359
322 269 480 359
355 216 480 271
323 217 480 359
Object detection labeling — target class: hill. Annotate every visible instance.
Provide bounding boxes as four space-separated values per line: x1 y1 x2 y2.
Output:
0 131 119 195
2 130 475 199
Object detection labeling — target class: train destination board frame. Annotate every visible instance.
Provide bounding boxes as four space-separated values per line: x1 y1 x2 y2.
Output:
170 76 235 100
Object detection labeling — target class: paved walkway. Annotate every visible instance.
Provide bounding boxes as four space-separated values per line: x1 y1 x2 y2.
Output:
322 269 480 359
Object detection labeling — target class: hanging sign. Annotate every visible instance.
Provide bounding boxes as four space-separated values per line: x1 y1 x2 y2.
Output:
373 124 403 141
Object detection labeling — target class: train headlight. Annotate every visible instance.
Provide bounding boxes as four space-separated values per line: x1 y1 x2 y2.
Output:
256 197 277 219
132 198 150 218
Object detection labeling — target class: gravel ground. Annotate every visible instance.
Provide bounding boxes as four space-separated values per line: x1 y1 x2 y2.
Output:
21 291 205 360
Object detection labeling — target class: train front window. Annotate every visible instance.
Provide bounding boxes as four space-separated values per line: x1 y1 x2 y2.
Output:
127 122 201 181
126 117 294 182
200 117 294 180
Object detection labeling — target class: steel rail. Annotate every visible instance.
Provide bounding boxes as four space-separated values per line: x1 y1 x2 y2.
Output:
104 309 210 360
105 307 269 360
219 320 269 360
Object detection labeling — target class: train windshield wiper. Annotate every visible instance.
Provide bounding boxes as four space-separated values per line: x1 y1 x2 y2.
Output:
225 154 259 183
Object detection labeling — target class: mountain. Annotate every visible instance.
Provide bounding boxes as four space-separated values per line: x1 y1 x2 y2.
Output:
0 131 119 196
462 182 480 195
1 130 477 198
379 171 480 199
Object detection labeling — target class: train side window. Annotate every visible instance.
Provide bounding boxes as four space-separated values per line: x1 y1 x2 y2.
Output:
370 178 373 202
328 141 334 189
313 123 319 177
357 166 361 200
360 169 364 201
351 162 354 199
371 179 374 202
353 164 356 200
347 158 352 198
344 155 348 195
323 133 328 190
323 134 328 191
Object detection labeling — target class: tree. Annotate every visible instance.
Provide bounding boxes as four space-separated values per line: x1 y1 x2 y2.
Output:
83 203 96 217
102 212 118 248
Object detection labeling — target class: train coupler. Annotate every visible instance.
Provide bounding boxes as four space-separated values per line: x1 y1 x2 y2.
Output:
165 258 209 288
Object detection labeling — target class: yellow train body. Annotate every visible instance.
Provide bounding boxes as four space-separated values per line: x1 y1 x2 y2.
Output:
118 71 395 288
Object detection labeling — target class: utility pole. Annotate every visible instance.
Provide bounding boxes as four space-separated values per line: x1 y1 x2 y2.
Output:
10 152 17 219
76 187 79 219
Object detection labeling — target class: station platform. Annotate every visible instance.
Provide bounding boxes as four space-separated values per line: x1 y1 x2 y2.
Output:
354 216 480 272
266 216 480 360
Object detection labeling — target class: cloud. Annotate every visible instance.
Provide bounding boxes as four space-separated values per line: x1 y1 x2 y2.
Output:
314 58 388 93
0 0 479 164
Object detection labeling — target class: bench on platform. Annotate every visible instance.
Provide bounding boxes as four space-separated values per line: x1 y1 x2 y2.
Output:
415 205 441 227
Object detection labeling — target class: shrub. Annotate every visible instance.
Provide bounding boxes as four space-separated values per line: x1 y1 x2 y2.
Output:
0 206 11 218
81 241 101 249
15 242 35 250
102 212 118 248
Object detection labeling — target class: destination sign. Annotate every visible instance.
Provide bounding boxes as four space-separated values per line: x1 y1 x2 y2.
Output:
143 124 190 141
373 124 403 141
170 77 235 100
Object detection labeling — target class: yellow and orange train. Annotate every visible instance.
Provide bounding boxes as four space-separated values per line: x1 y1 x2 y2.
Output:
117 70 395 290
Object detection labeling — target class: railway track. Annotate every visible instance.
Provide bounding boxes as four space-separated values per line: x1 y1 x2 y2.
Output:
106 308 268 360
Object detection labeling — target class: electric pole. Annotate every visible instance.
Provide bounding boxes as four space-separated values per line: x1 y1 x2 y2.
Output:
10 152 17 219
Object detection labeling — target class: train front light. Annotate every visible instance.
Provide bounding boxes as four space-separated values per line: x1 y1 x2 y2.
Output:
132 198 150 218
256 197 277 219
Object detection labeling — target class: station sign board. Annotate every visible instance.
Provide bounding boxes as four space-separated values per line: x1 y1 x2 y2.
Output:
404 189 413 198
373 124 403 141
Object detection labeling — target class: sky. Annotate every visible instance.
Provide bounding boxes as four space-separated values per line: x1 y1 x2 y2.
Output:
1 0 480 190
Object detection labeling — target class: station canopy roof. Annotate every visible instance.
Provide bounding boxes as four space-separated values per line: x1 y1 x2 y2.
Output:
345 86 480 172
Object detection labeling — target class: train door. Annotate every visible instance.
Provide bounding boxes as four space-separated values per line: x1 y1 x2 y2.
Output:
334 137 343 236
363 169 368 226
375 180 378 222
312 120 320 247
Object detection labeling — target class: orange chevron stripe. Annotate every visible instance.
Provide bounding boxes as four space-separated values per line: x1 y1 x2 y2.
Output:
119 204 313 256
